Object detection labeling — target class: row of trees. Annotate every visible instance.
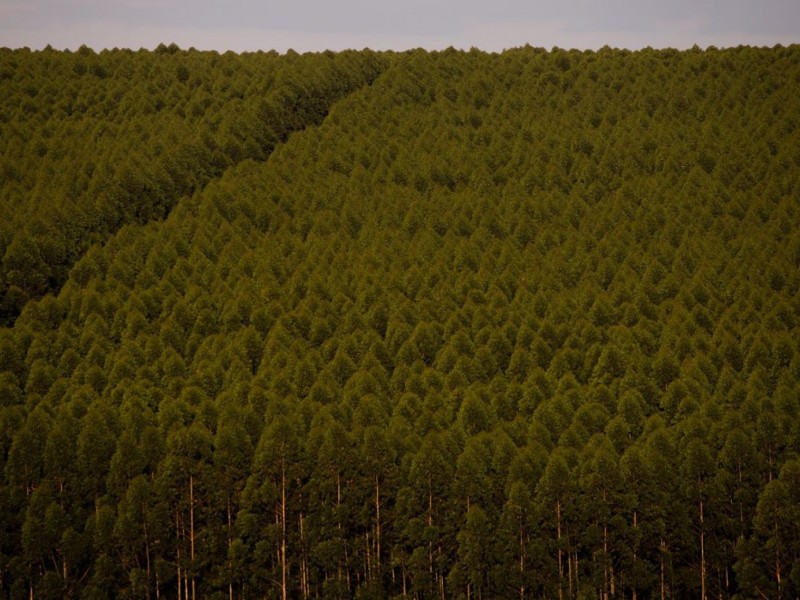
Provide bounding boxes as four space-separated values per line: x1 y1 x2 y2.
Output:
1 44 800 598
0 45 388 324
4 385 800 599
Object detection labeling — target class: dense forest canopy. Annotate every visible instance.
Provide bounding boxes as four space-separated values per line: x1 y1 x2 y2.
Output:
0 45 388 325
1 44 800 599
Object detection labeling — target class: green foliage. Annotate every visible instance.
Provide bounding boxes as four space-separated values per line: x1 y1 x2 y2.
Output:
1 43 800 598
0 46 388 325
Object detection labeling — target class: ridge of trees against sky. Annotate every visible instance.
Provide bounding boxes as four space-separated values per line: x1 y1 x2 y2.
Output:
0 44 800 599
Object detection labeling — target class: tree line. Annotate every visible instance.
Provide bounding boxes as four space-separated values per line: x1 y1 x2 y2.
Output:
1 44 799 598
0 45 388 325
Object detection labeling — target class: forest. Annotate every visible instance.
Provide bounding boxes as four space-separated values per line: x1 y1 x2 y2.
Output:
0 43 799 599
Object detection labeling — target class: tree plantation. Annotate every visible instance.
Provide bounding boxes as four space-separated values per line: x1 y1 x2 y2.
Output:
0 44 799 599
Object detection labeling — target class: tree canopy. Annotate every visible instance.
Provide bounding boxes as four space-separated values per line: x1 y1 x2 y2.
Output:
1 43 800 599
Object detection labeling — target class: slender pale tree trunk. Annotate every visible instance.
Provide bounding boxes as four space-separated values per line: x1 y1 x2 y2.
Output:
632 510 638 600
519 523 526 600
375 475 381 574
603 519 609 600
737 459 745 534
700 499 706 600
610 560 615 597
227 498 233 600
176 509 182 600
660 537 667 600
439 557 445 600
556 499 563 600
144 520 152 600
300 512 309 598
365 532 371 582
189 474 196 600
281 457 288 600
428 476 434 597
567 541 574 600
336 472 344 588
775 523 781 598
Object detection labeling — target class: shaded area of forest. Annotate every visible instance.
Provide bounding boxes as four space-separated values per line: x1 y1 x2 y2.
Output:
0 45 388 325
1 44 800 599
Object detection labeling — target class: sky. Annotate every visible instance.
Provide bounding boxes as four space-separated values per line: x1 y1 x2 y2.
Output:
1 0 799 54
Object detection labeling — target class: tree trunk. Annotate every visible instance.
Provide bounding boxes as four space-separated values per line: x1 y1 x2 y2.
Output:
281 457 288 600
700 499 706 600
144 520 152 600
300 512 308 598
227 497 233 600
567 543 573 600
660 538 665 600
736 459 745 535
610 560 615 597
603 519 609 600
660 537 667 600
632 510 638 600
176 509 182 600
428 475 434 598
556 499 563 600
439 554 446 600
375 475 381 575
573 549 579 600
336 471 345 590
774 522 781 598
519 521 526 600
365 531 371 582
189 473 196 600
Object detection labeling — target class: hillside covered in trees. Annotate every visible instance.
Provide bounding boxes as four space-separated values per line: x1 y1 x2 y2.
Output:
1 44 800 600
0 45 387 325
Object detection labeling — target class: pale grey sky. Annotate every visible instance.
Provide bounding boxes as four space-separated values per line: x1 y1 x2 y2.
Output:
1 0 798 53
